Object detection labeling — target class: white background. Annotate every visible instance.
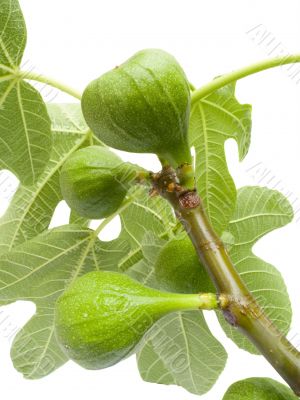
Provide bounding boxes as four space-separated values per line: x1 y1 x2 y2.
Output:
1 0 300 399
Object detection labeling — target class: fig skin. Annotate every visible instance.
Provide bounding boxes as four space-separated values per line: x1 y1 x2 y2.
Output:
81 49 192 168
60 146 139 219
223 377 297 400
155 236 214 294
55 271 204 370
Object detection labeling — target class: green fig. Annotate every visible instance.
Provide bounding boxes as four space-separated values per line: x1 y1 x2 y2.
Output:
81 49 192 168
223 377 298 400
155 236 214 294
55 271 216 370
60 146 141 219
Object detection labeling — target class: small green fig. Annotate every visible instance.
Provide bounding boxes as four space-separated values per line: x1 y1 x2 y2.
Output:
223 377 297 400
55 271 213 370
60 146 140 219
81 49 192 168
155 236 214 294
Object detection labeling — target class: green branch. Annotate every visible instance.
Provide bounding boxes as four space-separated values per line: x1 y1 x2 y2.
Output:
183 201 300 397
191 54 300 103
152 168 300 397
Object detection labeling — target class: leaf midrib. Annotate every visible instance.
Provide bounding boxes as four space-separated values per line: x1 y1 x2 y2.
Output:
16 81 35 181
0 232 91 291
230 212 292 224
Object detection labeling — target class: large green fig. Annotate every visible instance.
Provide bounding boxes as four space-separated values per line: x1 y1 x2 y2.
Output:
55 271 214 370
81 49 192 168
60 146 140 219
155 236 214 294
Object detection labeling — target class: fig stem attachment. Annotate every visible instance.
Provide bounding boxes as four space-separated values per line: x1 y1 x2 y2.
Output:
170 292 229 312
198 293 229 310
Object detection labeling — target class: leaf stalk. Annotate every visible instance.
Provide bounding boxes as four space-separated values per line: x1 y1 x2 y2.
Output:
191 54 300 102
18 70 82 100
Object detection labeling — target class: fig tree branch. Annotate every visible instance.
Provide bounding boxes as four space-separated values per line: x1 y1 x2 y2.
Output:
151 166 300 397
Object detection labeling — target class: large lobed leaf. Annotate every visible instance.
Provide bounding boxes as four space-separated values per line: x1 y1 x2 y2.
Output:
0 104 88 254
189 83 252 234
220 186 293 353
137 311 227 396
0 0 52 184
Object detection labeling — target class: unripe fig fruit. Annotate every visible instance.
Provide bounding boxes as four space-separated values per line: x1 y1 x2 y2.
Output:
81 49 192 168
155 236 214 294
223 377 297 400
55 271 213 370
60 146 140 219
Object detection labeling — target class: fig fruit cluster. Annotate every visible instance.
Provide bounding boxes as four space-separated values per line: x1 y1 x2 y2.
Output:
56 49 202 372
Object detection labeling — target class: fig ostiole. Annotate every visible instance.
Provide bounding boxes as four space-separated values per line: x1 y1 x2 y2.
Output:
81 49 192 169
60 146 145 219
54 271 217 370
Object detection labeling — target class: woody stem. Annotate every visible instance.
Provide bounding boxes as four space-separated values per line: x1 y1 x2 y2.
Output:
152 167 300 396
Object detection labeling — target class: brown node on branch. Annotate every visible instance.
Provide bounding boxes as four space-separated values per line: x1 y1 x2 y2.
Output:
150 166 200 210
178 191 200 209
